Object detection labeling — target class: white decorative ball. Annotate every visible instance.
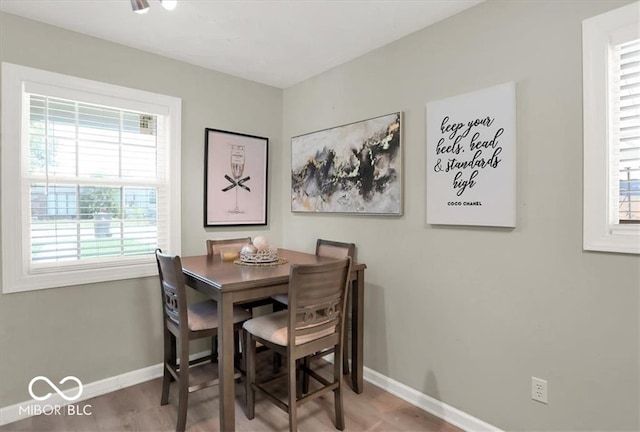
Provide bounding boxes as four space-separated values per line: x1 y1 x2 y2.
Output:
241 244 257 255
253 236 269 251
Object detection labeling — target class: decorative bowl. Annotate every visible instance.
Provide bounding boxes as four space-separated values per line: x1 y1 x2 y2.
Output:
240 246 278 263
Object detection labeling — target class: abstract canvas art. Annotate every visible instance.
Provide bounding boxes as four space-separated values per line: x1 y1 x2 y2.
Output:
291 112 402 215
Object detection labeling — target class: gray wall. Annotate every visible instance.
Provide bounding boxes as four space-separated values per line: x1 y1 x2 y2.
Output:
1 1 639 431
0 12 283 408
281 1 639 431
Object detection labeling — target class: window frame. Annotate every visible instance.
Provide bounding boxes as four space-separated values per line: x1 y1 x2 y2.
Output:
583 2 640 255
1 63 182 293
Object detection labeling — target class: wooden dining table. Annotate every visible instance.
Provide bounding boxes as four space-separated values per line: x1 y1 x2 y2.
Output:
181 248 366 432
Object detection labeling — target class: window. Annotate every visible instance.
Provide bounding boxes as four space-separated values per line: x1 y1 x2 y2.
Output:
611 38 640 224
583 2 640 254
1 63 181 292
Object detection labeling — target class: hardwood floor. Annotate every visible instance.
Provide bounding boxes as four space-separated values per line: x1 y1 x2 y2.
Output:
1 353 462 432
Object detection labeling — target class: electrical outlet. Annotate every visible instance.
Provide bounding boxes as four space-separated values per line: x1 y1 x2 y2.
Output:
531 377 548 404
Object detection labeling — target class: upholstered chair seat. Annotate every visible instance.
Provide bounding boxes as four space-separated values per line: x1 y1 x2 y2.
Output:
242 310 335 346
186 300 251 332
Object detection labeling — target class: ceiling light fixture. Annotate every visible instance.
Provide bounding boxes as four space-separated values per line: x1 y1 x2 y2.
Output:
160 0 177 11
130 0 177 14
130 0 150 14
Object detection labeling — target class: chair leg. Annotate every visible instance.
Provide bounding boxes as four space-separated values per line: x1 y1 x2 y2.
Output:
302 356 310 394
272 302 286 374
238 329 246 374
211 336 218 363
343 294 350 376
244 329 256 420
161 329 172 405
295 359 303 399
342 330 350 375
176 338 189 432
161 366 171 406
169 332 177 382
234 330 242 371
273 352 282 374
288 354 298 432
333 343 345 431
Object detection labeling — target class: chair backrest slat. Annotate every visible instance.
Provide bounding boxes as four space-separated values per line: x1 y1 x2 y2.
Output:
206 237 252 256
315 239 355 260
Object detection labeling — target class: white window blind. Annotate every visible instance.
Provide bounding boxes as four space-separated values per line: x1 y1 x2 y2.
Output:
611 38 640 224
27 95 165 266
1 63 181 292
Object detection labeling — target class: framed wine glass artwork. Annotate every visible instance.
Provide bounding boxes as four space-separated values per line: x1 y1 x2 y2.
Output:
204 128 268 226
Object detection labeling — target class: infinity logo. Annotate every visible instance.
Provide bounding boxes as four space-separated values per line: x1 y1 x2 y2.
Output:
28 376 83 401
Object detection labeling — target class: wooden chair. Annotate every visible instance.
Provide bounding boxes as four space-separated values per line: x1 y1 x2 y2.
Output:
206 238 279 363
243 257 352 432
272 239 355 307
272 239 355 375
206 237 278 310
155 249 251 432
205 237 252 257
315 239 356 261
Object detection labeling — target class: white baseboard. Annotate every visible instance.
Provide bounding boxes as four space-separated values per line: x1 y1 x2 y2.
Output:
325 353 500 431
0 363 162 426
363 366 502 432
2 353 501 432
0 351 209 427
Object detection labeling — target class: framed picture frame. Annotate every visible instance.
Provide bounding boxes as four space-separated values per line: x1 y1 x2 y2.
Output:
291 112 402 215
426 82 516 227
204 128 268 226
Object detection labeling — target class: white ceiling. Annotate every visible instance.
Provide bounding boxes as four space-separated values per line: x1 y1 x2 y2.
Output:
0 0 482 89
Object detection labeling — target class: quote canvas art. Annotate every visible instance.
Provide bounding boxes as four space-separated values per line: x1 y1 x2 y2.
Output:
291 112 402 215
426 82 516 227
